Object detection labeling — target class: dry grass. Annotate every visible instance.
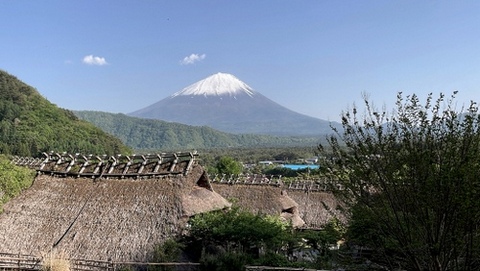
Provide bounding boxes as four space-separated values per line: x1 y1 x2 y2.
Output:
42 250 71 271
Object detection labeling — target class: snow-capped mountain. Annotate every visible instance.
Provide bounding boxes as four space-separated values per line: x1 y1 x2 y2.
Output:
171 72 255 98
129 73 338 136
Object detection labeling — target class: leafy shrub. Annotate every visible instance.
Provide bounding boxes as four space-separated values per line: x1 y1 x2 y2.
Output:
320 92 480 270
0 155 35 212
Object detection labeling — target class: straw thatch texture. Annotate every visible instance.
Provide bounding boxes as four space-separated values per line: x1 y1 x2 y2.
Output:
0 164 229 262
182 171 232 217
287 190 346 228
211 184 305 228
211 183 345 229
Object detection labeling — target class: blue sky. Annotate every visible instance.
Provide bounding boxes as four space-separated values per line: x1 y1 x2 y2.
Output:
1 1 480 122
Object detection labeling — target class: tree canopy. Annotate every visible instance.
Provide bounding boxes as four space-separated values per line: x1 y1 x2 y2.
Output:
320 92 480 270
181 206 344 270
184 207 295 271
213 156 243 175
73 110 326 151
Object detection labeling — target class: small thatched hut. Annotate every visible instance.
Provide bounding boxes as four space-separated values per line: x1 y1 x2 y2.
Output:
210 176 345 229
0 153 230 262
287 190 345 228
211 183 305 228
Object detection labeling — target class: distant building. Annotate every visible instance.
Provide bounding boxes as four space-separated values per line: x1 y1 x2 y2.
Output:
305 157 319 164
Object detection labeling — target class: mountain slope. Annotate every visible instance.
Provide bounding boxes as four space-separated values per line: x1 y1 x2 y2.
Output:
129 73 339 136
74 111 323 151
0 70 132 156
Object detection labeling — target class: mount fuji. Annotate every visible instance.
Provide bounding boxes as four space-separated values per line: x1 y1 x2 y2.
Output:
129 73 339 136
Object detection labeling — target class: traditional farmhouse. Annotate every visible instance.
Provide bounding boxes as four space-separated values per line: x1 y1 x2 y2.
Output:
0 153 342 263
0 152 230 262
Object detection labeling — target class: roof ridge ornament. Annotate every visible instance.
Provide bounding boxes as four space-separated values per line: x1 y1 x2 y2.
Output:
12 152 198 179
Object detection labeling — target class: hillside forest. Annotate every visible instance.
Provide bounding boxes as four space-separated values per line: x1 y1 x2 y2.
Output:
0 70 132 157
73 110 325 151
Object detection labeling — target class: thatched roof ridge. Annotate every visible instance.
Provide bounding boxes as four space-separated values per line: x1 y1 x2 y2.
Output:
12 152 198 178
209 174 336 192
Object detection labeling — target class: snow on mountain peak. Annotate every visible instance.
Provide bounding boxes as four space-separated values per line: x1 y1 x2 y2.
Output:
171 72 255 98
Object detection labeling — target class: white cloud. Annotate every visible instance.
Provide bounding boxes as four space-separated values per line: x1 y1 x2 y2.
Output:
180 53 206 65
82 55 108 66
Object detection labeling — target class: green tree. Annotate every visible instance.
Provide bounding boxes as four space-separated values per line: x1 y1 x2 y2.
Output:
184 207 295 270
0 155 35 212
187 207 291 254
297 218 345 268
320 92 480 270
215 156 242 175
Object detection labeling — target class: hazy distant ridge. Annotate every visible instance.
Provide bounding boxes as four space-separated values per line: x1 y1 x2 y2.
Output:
74 111 324 151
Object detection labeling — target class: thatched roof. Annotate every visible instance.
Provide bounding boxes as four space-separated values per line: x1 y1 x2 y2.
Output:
211 184 305 228
182 171 231 217
210 176 345 229
287 190 346 228
3 153 344 262
0 158 230 262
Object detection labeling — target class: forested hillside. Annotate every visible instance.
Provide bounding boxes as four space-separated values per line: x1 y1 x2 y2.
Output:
0 70 132 156
74 111 323 151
